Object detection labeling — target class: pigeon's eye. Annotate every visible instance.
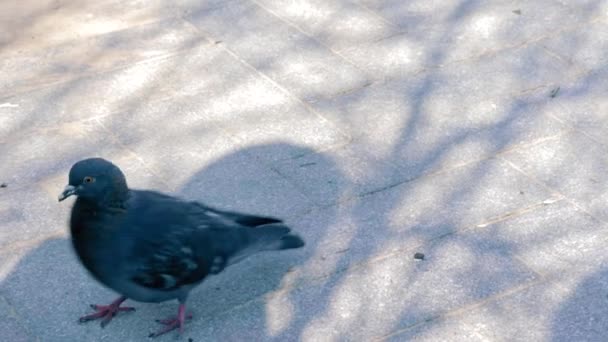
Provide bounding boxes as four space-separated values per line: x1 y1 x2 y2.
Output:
83 176 95 184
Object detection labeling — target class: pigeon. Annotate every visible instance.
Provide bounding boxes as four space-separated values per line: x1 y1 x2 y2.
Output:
58 158 305 337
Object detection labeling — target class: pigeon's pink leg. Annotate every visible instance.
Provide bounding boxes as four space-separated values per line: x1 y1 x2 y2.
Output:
149 303 192 338
79 296 135 327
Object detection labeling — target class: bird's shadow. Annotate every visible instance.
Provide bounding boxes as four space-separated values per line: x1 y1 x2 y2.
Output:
0 142 341 341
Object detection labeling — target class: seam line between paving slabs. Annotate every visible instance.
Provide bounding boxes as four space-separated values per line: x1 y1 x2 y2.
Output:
536 67 608 152
540 45 589 76
0 16 211 101
179 17 354 140
354 1 402 31
573 125 608 151
247 0 397 56
499 149 608 227
247 0 385 78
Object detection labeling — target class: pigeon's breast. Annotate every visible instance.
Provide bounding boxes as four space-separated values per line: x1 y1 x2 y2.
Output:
69 203 128 289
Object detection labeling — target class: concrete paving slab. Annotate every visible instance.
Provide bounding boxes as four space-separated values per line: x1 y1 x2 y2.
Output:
0 239 136 342
502 130 608 222
0 119 114 186
542 13 608 73
0 18 205 97
477 200 608 275
537 67 608 145
0 184 66 250
252 0 398 52
0 294 33 342
185 0 370 101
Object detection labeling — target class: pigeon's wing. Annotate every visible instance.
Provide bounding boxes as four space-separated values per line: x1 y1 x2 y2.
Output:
125 191 301 291
192 202 283 227
124 193 219 291
129 230 213 291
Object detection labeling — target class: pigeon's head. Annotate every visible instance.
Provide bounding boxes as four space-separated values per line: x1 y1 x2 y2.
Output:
58 158 128 203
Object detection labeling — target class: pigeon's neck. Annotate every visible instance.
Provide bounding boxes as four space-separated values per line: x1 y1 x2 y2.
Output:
102 187 130 209
78 188 130 210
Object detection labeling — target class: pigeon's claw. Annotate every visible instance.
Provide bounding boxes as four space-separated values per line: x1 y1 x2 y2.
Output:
78 296 135 327
149 303 191 338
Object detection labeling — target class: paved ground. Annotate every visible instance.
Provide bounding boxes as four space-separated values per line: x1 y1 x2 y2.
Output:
1 0 608 341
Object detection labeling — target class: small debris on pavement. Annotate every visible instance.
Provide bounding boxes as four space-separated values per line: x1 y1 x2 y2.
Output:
0 183 7 188
520 190 524 195
512 9 522 15
543 198 561 205
414 252 425 260
550 86 560 98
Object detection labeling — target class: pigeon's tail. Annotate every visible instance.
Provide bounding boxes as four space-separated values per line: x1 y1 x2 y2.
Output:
227 224 304 267
251 223 305 251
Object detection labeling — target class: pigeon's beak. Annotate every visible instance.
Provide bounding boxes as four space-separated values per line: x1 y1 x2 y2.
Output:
58 185 77 202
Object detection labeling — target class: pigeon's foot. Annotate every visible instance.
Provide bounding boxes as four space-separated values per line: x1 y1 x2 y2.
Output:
79 296 135 327
149 303 192 338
